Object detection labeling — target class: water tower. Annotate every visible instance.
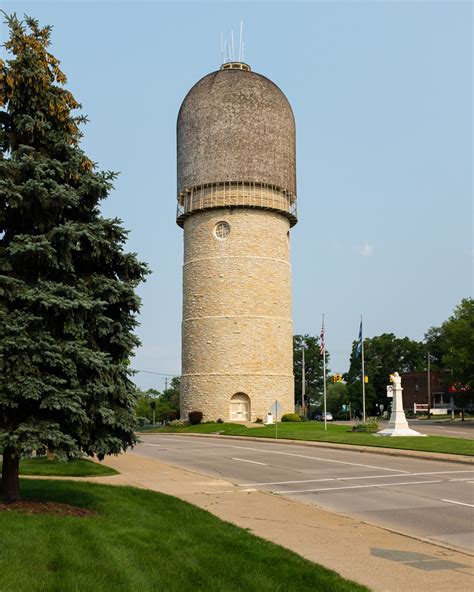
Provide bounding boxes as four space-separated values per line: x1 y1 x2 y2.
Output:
177 61 297 422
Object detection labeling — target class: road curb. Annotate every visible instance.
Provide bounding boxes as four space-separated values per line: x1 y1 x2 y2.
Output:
141 432 474 465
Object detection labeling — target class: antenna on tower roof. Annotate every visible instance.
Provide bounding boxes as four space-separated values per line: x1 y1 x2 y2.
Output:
239 20 243 62
220 23 247 66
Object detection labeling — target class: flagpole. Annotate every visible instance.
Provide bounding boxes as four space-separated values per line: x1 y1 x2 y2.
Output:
361 314 366 422
322 315 327 431
301 345 306 417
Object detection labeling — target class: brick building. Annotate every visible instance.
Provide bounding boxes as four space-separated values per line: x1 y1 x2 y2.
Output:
401 371 446 411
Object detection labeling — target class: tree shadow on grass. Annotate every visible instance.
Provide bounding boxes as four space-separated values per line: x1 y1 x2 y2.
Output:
19 479 100 512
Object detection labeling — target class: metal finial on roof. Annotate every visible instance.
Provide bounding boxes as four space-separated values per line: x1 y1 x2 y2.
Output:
220 21 246 66
239 20 243 62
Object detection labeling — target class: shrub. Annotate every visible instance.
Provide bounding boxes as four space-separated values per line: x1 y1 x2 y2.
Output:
216 418 224 424
160 409 179 422
352 420 379 433
281 413 301 423
299 416 308 422
188 411 203 425
255 417 263 424
168 419 188 427
136 416 149 428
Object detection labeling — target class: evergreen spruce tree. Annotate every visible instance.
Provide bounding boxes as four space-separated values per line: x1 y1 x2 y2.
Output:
0 14 148 502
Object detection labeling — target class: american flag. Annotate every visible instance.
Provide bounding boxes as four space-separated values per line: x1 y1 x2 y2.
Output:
320 317 325 356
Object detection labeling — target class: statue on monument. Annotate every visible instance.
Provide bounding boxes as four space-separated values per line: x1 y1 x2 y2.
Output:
377 372 425 437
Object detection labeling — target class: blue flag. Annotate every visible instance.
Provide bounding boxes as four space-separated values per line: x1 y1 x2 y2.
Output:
356 319 363 357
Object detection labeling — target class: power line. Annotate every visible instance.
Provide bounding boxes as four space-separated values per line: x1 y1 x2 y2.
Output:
132 368 179 377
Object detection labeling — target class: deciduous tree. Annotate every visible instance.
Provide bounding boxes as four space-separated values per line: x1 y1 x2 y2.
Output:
425 299 473 418
160 376 180 414
425 298 473 390
345 333 425 413
325 382 349 418
293 334 328 411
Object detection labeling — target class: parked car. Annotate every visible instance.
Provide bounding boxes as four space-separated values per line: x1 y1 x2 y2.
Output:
314 412 333 422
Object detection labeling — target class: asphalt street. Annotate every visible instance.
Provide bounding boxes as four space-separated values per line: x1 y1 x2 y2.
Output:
135 435 474 553
405 420 474 439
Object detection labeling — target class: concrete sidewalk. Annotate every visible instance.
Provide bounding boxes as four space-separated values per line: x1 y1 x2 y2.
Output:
92 452 474 592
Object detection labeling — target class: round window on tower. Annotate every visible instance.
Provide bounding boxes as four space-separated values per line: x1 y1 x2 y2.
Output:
214 221 231 240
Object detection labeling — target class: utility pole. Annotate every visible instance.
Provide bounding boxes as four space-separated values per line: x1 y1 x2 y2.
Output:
301 345 306 417
427 350 431 419
165 377 168 391
321 314 327 431
361 320 366 422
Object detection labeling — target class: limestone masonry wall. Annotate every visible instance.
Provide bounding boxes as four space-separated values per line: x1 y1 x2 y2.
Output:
181 207 295 422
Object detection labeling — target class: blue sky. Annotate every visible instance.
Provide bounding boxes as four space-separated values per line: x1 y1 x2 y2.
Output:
2 1 472 390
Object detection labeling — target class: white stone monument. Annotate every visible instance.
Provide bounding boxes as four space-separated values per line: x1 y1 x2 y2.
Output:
264 412 274 425
377 372 425 437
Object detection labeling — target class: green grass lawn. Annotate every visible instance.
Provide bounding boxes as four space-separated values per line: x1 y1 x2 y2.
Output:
0 480 367 592
146 422 473 456
0 457 118 477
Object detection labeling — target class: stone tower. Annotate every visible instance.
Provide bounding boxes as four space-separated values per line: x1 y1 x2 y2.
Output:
177 61 297 423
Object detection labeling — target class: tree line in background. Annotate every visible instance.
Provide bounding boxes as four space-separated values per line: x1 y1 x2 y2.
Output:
135 298 472 424
135 377 180 425
293 298 473 419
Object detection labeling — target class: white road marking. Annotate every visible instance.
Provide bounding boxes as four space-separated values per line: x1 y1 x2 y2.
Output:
341 470 474 481
153 437 411 474
232 458 268 466
441 499 474 508
241 478 336 486
141 443 161 447
240 469 474 487
273 479 444 494
202 489 258 494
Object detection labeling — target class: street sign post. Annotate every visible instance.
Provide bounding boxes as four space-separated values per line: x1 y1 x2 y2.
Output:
270 400 282 439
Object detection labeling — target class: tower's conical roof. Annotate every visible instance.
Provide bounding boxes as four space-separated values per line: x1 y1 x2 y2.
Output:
177 63 296 196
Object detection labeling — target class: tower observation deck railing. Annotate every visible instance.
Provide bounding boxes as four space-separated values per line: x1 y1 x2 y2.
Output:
176 181 297 227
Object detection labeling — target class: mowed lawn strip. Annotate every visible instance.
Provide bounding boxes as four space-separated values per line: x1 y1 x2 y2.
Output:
0 457 118 477
0 480 368 592
148 422 474 456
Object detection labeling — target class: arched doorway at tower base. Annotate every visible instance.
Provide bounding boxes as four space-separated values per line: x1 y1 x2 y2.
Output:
230 393 250 422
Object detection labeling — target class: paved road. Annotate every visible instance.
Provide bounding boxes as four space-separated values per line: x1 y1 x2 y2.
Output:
406 420 474 439
135 434 474 553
